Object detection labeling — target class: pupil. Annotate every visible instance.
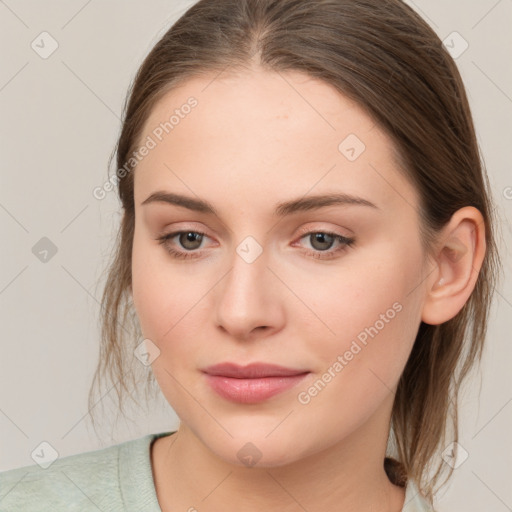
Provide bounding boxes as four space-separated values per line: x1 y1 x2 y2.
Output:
181 232 202 249
311 233 334 251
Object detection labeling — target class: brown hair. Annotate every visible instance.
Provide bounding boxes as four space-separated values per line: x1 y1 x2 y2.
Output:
89 0 502 505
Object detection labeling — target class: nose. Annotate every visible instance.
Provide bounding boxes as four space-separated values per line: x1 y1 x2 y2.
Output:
214 245 285 341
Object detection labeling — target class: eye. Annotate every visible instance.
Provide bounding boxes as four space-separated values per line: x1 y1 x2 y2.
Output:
155 228 355 261
156 230 211 260
294 229 355 260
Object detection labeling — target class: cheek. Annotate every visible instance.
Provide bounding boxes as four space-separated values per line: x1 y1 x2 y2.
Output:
289 247 423 439
131 235 163 338
131 237 232 432
131 230 196 342
290 241 423 376
131 229 219 379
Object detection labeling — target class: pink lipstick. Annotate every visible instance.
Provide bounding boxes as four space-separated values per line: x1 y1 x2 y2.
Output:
202 362 310 404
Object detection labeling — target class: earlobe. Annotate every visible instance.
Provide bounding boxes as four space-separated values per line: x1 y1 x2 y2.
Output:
421 207 486 326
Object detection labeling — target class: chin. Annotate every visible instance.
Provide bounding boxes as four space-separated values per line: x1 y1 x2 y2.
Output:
198 426 307 469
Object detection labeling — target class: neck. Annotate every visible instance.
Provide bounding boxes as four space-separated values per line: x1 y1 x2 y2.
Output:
151 397 405 512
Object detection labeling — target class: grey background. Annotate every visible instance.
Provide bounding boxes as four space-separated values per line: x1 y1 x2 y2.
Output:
1 1 511 510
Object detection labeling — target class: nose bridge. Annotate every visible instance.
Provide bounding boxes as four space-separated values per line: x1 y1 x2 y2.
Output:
215 237 282 338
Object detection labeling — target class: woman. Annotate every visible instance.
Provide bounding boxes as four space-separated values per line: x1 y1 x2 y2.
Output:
0 0 501 510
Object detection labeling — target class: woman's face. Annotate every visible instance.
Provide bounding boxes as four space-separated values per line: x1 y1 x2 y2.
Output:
131 68 430 466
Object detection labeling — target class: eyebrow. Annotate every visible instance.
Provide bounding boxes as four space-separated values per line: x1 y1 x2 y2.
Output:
141 191 379 216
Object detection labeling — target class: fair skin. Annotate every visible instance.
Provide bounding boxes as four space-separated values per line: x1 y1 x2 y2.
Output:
130 67 485 511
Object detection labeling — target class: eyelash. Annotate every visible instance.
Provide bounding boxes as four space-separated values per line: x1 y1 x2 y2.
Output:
155 229 355 261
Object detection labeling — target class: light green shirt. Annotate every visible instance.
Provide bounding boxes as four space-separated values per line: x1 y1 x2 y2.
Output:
0 431 434 511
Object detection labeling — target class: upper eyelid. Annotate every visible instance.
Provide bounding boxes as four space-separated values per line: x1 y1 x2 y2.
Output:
162 221 351 239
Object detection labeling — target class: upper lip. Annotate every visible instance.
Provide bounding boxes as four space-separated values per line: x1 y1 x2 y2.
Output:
202 362 309 378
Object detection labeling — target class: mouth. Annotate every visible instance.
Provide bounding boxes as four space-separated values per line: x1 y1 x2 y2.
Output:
201 362 311 404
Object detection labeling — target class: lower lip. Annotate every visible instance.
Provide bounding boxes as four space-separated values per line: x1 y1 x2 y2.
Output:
204 373 310 404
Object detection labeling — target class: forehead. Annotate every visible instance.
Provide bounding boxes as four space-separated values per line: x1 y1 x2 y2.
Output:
133 68 418 215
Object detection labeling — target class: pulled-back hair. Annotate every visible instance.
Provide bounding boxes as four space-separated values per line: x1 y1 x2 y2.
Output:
89 0 502 505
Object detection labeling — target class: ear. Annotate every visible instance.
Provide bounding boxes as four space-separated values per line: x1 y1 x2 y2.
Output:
421 206 487 325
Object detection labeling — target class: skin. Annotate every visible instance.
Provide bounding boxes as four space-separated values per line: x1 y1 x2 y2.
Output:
130 66 486 511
